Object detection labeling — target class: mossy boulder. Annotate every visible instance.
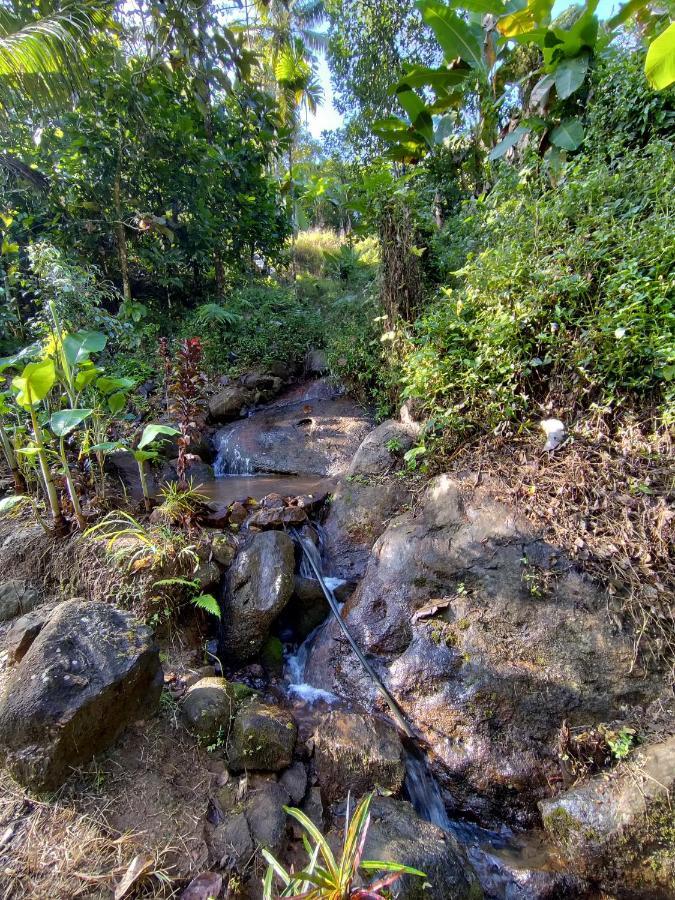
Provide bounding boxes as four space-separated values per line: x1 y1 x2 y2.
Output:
539 735 675 897
181 676 255 743
228 702 296 772
0 579 40 622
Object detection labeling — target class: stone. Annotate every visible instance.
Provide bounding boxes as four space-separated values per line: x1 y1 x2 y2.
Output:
279 761 308 804
212 393 371 477
321 477 410 580
222 531 295 663
348 420 416 476
0 580 40 622
194 559 221 592
228 501 249 526
277 576 330 641
313 709 406 804
344 797 481 900
539 734 675 895
0 600 162 791
165 459 215 484
304 349 328 375
206 812 254 868
244 780 290 853
208 384 255 421
301 786 324 830
211 534 238 568
5 604 54 664
308 475 665 822
228 702 297 773
181 677 255 743
181 872 223 900
247 506 308 528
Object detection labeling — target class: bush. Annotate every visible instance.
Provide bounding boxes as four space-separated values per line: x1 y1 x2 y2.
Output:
185 281 325 373
398 141 675 440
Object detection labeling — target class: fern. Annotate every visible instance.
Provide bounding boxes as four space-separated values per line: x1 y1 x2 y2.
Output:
193 303 241 327
192 593 221 618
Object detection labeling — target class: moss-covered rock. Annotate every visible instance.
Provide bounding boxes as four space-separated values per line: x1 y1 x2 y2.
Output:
181 676 255 743
539 734 675 897
228 702 297 772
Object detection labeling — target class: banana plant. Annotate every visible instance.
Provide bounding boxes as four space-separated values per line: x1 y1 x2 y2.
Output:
50 408 93 529
90 423 180 513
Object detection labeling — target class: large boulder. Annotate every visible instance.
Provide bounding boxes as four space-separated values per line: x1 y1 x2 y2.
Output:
180 677 255 742
208 383 255 421
321 477 410 581
539 735 675 896
307 475 664 823
343 797 481 900
227 702 297 772
0 600 162 791
348 420 416 476
0 579 41 622
313 709 406 804
222 531 295 663
212 393 372 477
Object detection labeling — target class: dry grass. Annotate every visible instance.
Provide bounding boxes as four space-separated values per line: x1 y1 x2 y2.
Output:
0 769 175 900
447 408 674 678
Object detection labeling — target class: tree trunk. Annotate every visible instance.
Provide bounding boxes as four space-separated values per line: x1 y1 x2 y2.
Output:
114 139 131 302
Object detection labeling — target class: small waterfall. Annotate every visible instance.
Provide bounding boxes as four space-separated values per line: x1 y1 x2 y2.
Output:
404 753 452 831
214 428 253 476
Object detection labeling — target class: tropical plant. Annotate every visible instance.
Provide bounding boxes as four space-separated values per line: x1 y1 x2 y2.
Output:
262 792 425 898
84 510 200 574
154 480 208 527
0 0 108 113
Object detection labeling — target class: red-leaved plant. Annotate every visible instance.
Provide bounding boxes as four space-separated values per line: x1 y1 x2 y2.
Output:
163 337 206 487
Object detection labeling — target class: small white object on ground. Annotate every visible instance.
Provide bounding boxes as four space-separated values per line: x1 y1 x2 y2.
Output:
540 418 566 451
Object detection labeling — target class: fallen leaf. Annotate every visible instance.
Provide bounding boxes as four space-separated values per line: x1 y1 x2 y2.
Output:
114 853 154 900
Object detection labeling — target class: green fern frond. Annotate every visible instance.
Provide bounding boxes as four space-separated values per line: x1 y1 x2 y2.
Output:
192 593 221 618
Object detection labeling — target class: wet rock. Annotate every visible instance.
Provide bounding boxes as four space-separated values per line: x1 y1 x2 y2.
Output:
539 734 675 896
245 780 290 853
280 761 308 804
228 702 297 772
228 501 249 526
0 579 40 622
278 576 330 640
211 534 238 567
206 812 254 868
0 600 162 791
313 709 406 804
321 477 410 580
348 420 416 476
247 505 308 528
240 371 284 395
212 394 371 477
351 797 481 900
309 475 664 822
304 349 328 375
222 531 295 663
181 677 255 742
208 384 255 421
165 458 215 484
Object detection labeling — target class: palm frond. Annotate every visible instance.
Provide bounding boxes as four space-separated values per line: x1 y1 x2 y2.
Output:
0 2 109 114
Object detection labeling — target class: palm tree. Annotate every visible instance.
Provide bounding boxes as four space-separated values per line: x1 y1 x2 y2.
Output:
0 1 106 115
251 0 327 63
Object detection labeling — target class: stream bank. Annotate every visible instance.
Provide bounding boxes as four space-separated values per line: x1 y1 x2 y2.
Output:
0 369 672 899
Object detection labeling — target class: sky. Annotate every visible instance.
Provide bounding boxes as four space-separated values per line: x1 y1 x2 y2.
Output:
305 0 620 139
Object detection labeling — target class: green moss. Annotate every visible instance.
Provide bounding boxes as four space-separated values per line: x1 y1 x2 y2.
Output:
543 807 584 848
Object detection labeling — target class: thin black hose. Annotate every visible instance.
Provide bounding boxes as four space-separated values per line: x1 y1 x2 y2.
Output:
292 530 416 740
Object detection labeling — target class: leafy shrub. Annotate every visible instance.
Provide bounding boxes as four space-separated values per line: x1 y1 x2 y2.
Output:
190 281 325 373
398 141 675 440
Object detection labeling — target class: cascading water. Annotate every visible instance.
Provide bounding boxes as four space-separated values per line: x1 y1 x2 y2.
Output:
214 427 253 476
404 753 453 831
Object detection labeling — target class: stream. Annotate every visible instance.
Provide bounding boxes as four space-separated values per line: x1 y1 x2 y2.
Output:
204 380 578 900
